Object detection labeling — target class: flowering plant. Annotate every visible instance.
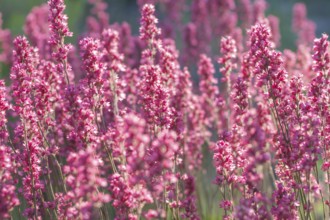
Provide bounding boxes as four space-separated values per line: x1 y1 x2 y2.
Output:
0 0 329 219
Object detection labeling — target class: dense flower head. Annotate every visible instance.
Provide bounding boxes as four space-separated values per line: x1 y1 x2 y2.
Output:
180 174 200 220
139 4 161 43
213 140 236 185
198 54 218 123
172 67 192 133
48 0 73 67
309 34 330 178
248 19 274 62
64 85 100 150
102 28 126 73
48 0 72 39
220 36 237 61
219 36 237 76
20 138 44 218
234 198 257 219
233 193 271 219
309 34 330 119
231 77 248 118
62 147 110 219
139 64 172 128
11 36 41 127
109 173 138 220
146 130 179 179
0 81 9 140
121 114 149 165
0 145 19 218
109 172 153 220
80 37 104 83
158 39 179 90
312 34 330 73
12 36 38 72
219 35 237 115
272 183 299 219
248 19 287 100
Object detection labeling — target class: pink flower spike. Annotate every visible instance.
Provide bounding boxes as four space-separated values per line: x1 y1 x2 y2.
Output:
139 4 161 43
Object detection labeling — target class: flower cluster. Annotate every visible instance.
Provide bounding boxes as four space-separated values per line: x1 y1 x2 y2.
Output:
0 0 330 219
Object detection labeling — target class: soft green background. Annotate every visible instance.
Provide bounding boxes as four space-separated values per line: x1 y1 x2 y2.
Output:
1 0 330 50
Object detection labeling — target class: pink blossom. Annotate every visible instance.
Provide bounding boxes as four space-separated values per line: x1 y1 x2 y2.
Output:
198 54 219 126
60 147 110 220
272 183 299 220
139 4 161 43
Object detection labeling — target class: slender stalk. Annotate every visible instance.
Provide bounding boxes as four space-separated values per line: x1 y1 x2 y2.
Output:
23 119 38 220
61 38 70 85
110 70 119 116
314 164 326 219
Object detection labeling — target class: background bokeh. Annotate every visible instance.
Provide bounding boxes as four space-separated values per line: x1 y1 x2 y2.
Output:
0 0 329 51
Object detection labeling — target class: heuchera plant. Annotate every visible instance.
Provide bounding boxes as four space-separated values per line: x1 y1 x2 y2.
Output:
0 0 329 219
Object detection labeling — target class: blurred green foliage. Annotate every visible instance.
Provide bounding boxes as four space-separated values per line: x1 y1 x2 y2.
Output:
0 0 85 43
266 0 330 49
1 0 329 50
